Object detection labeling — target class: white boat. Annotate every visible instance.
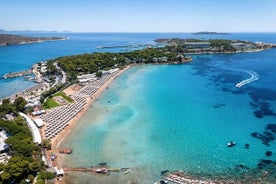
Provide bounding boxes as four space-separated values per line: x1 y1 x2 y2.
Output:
227 141 236 147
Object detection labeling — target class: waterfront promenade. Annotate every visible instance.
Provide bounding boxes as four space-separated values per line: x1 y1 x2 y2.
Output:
19 112 42 144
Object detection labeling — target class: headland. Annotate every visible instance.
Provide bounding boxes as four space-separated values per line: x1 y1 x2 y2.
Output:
154 38 275 54
0 33 66 46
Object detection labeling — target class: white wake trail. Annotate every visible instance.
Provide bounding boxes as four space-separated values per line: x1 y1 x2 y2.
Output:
235 70 259 88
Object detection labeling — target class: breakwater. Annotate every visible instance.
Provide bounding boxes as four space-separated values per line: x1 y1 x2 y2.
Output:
2 69 33 79
236 70 259 88
96 43 162 49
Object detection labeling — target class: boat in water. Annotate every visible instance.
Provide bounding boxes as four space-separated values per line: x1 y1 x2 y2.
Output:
227 141 236 147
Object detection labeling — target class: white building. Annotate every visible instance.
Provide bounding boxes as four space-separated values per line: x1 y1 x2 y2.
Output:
33 118 44 128
77 73 97 84
108 68 119 74
0 130 9 153
19 113 42 144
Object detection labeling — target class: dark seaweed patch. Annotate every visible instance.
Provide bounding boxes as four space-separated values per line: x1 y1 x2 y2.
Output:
248 88 276 103
254 110 263 118
266 151 272 157
250 131 275 146
250 101 276 119
257 159 273 169
266 124 276 134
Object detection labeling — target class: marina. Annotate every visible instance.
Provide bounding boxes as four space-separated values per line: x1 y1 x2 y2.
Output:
96 43 156 49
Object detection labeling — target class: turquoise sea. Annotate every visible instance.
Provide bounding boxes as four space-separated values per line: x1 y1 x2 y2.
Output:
60 51 276 183
1 33 276 183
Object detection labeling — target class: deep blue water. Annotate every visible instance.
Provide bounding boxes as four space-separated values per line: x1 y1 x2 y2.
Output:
1 33 276 183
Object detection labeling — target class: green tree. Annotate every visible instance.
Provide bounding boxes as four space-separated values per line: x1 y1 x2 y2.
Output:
39 171 56 180
13 97 27 112
0 98 16 117
41 139 52 150
0 171 11 181
28 161 42 172
96 71 102 78
2 98 10 105
6 156 30 177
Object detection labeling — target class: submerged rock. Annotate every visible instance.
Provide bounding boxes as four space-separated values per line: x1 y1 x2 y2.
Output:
265 151 272 157
161 170 169 175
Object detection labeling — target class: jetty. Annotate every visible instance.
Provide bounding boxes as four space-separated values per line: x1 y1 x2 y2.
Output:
2 69 33 79
236 70 259 88
63 167 108 174
63 167 130 174
96 43 153 49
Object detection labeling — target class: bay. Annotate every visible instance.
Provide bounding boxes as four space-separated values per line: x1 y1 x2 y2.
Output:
60 44 276 183
1 32 276 183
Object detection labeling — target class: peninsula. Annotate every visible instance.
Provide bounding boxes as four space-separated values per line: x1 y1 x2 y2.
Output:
154 38 274 54
0 33 66 46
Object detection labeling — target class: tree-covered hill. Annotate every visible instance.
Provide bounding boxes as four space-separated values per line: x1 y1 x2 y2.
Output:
0 34 64 46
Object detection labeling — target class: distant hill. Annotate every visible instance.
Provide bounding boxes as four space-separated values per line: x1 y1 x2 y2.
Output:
0 33 65 46
192 32 230 35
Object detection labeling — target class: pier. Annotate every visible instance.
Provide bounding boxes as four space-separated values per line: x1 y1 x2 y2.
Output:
63 167 109 174
62 167 129 174
236 70 259 88
96 43 154 49
2 69 33 79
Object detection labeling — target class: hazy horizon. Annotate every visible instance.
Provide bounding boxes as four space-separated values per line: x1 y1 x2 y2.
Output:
1 0 276 33
1 29 276 34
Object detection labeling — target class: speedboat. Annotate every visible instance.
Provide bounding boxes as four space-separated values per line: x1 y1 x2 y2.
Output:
227 141 236 147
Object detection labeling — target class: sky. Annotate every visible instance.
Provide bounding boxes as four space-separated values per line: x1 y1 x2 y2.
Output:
1 0 276 32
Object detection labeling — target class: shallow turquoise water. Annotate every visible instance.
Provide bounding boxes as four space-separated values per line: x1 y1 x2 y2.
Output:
61 49 276 183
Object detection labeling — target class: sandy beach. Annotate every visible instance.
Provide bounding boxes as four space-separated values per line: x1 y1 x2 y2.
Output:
50 65 131 168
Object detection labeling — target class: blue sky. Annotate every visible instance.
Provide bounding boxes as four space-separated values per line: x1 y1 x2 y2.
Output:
1 0 276 32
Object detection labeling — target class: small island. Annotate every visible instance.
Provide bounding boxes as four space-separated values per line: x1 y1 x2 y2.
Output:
192 31 230 35
0 34 66 46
